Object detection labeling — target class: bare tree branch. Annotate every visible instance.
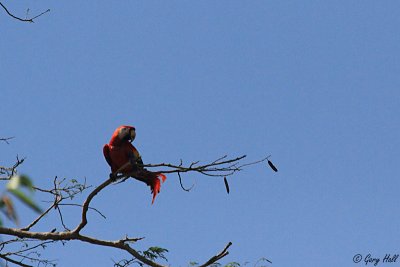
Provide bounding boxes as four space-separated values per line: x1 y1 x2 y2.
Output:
8 240 55 256
178 172 195 192
21 203 56 231
22 176 91 231
0 2 50 23
56 206 69 231
0 254 32 267
1 153 256 267
141 155 247 176
0 173 234 267
0 156 25 179
4 251 56 267
113 155 268 182
198 242 232 267
56 203 106 219
0 227 166 267
72 178 114 233
0 137 14 144
113 257 140 267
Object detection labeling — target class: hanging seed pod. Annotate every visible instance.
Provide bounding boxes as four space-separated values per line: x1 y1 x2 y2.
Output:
268 159 278 172
223 176 230 194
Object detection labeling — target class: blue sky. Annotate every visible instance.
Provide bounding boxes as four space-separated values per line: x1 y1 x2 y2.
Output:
1 1 400 267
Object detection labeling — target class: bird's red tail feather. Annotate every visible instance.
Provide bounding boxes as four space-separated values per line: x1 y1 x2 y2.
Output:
150 173 167 204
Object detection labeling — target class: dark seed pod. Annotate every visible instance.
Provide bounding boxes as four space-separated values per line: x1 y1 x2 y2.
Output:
268 160 278 172
224 176 230 194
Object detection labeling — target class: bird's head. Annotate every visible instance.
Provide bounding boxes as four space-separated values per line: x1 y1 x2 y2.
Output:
109 125 136 145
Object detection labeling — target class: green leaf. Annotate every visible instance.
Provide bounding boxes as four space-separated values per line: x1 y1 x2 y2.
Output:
6 175 34 192
142 247 169 261
0 215 3 226
6 175 41 214
19 175 35 192
8 189 42 213
6 175 20 190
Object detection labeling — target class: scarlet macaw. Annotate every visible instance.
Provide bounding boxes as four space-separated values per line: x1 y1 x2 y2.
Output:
103 125 166 204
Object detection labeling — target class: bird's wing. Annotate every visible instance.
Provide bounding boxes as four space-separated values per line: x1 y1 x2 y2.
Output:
103 144 113 167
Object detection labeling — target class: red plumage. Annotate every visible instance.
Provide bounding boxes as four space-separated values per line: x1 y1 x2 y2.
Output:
103 125 166 204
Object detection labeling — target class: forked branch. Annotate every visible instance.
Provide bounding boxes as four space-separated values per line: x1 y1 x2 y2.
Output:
0 137 14 144
114 155 269 180
0 2 49 23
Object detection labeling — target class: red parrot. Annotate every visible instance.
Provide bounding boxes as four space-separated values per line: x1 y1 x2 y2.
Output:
103 125 166 204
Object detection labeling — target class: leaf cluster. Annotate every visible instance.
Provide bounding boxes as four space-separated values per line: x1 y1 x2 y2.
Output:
141 247 169 262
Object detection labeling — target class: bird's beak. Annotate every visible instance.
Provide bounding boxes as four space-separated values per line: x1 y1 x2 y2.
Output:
130 129 136 142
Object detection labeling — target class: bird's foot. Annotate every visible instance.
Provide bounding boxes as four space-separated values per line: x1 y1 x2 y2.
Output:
109 172 117 181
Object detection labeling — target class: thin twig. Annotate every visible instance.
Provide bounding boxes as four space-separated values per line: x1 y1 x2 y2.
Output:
0 254 32 267
121 235 144 243
0 137 14 144
178 172 194 192
56 203 106 219
237 156 270 169
0 2 50 23
72 178 114 233
9 252 56 267
30 9 50 21
9 240 55 255
254 257 272 266
198 242 232 267
21 203 56 231
56 207 69 231
126 155 247 177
